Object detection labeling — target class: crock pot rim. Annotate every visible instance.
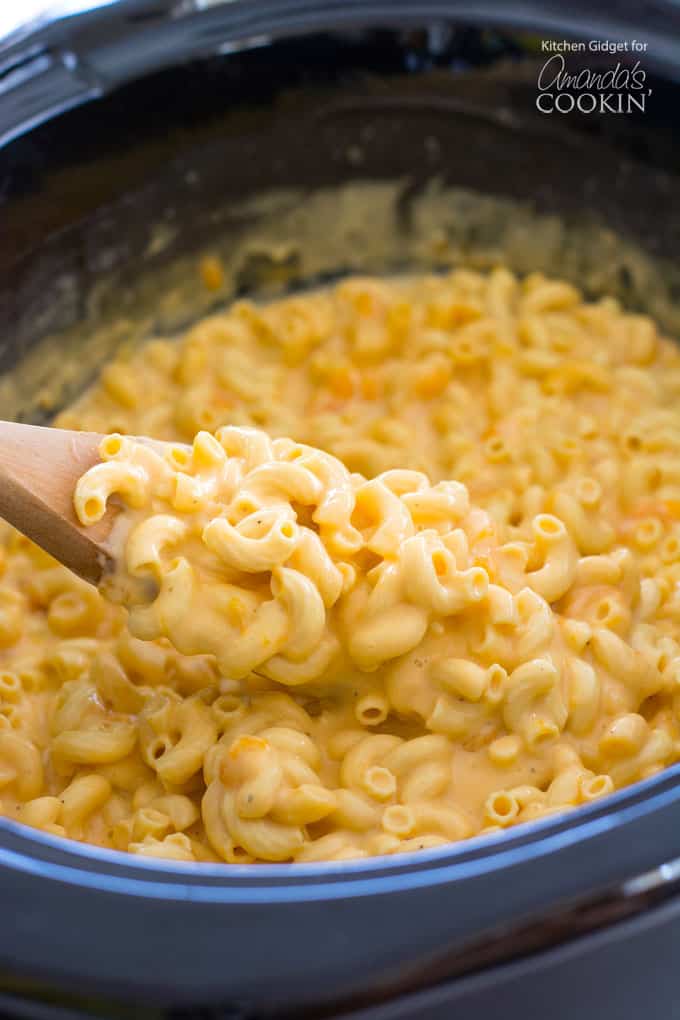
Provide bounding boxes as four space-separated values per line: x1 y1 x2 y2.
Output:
2 0 680 148
1 760 680 894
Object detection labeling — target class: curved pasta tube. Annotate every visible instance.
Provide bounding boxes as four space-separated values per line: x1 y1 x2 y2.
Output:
546 763 590 807
127 556 195 643
217 598 291 677
382 735 451 777
493 541 532 595
502 658 559 741
126 515 187 577
51 678 99 735
399 532 488 615
205 734 320 860
550 490 615 555
21 796 62 831
467 617 517 669
400 761 452 802
353 477 415 556
401 479 469 527
74 461 150 523
191 430 226 469
286 529 344 608
216 425 273 470
202 779 253 863
363 563 405 616
259 633 340 686
204 721 336 859
348 603 429 672
353 691 389 728
90 653 147 714
129 832 196 861
251 693 315 732
566 658 601 735
221 735 283 819
243 460 324 507
514 588 555 662
339 734 402 794
271 784 337 825
426 694 490 739
60 774 111 836
294 832 364 862
408 802 472 841
378 470 430 498
442 528 471 566
257 727 320 769
203 509 298 572
521 279 580 315
385 650 439 721
170 469 217 512
381 736 452 799
271 566 326 661
432 658 488 701
486 584 517 626
485 790 521 826
591 628 659 700
0 732 43 800
607 729 673 786
151 794 200 831
281 445 361 555
331 789 382 831
130 558 291 677
51 722 137 765
148 696 217 786
211 698 311 765
523 515 578 603
98 433 136 462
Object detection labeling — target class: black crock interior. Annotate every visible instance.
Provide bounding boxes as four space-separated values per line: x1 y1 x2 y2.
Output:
3 18 680 416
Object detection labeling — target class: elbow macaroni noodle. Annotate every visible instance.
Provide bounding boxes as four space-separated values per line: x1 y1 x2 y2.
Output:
2 268 680 862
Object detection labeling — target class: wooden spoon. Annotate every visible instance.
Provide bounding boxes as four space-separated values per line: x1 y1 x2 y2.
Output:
0 421 120 584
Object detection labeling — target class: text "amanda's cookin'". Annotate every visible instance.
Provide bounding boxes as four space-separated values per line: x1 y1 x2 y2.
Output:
537 54 651 113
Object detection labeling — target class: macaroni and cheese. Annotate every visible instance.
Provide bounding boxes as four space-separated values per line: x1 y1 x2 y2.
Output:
2 268 680 863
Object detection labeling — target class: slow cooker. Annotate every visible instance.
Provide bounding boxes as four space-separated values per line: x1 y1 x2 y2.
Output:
3 2 680 1017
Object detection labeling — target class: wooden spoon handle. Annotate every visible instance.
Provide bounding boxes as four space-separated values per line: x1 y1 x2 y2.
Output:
0 421 112 584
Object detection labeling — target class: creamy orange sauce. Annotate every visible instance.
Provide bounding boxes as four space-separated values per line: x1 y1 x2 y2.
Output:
1 269 680 862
